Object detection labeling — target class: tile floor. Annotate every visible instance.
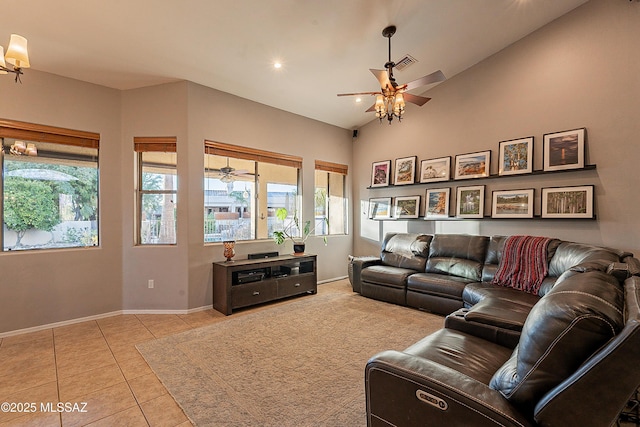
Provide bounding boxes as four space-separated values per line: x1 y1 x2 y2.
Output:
0 281 348 427
0 311 224 427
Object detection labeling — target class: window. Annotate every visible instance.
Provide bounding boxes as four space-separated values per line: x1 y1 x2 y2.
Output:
204 141 301 242
314 160 348 235
1 119 99 251
135 137 177 245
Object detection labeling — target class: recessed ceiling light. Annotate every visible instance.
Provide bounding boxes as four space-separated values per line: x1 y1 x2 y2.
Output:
273 62 282 69
355 97 362 103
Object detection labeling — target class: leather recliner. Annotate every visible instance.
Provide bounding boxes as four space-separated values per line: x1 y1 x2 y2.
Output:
364 272 640 427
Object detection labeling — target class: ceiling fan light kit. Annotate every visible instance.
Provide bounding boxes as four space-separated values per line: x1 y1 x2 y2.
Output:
337 25 445 125
0 34 30 82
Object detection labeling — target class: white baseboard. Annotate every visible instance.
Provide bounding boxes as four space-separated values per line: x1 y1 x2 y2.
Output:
0 310 122 338
318 275 348 284
0 305 214 338
1 280 349 338
122 305 213 315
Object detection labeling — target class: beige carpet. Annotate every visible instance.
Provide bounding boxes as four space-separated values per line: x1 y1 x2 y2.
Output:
137 281 444 426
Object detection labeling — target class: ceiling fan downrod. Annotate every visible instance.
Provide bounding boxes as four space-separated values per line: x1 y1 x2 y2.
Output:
382 25 397 86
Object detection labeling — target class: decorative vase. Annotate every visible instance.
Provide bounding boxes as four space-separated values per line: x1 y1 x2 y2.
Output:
293 242 305 255
223 240 236 262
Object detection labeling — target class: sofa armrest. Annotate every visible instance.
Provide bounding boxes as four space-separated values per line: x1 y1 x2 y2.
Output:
365 350 534 427
349 256 381 293
624 256 640 276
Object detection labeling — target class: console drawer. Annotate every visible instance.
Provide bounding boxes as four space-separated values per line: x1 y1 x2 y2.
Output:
277 275 316 298
231 282 277 309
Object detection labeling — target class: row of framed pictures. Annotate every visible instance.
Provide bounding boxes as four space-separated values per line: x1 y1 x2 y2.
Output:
368 184 594 220
371 127 586 187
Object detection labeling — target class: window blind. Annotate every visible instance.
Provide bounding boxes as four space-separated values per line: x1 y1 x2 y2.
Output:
315 159 348 175
204 140 302 169
134 136 177 152
0 119 100 148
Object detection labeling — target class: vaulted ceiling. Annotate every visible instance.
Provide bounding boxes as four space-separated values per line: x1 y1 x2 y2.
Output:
4 0 588 129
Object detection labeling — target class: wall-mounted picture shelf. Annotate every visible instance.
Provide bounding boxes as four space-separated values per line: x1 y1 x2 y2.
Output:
367 164 597 221
366 164 596 189
371 215 598 222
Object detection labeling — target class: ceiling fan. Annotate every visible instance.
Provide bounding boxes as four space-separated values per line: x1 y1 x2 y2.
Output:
337 25 446 124
214 158 253 183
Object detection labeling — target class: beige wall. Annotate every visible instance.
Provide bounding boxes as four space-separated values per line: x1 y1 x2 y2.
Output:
1 73 352 334
353 0 640 257
184 82 353 309
121 82 190 311
0 71 123 333
120 81 354 312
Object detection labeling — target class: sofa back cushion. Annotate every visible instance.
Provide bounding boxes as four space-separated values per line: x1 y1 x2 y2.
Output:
548 241 624 277
425 234 489 281
380 233 432 271
489 269 624 412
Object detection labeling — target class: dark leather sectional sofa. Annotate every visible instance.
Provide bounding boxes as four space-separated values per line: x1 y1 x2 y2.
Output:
349 233 640 426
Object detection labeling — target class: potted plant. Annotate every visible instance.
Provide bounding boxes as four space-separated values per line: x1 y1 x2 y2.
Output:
273 207 328 254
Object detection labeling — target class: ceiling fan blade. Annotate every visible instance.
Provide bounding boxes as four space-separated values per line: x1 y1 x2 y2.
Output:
402 93 431 106
231 169 250 175
370 69 391 90
337 92 381 97
404 70 446 92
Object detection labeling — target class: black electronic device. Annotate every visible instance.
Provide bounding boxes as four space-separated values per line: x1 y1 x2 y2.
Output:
248 251 279 259
236 270 266 284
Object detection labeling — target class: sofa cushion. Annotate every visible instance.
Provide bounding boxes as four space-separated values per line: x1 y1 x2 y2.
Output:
489 269 624 412
361 265 416 289
548 241 622 277
380 233 432 271
463 281 544 307
463 297 533 331
404 328 513 384
425 234 489 281
407 272 471 300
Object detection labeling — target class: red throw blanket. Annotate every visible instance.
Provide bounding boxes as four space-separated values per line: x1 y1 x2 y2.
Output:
492 235 552 295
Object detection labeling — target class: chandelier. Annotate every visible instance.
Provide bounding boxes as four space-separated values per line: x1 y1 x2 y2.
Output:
374 92 405 123
2 140 38 156
0 34 30 82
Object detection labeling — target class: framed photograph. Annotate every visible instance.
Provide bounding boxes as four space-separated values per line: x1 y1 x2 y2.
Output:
491 189 534 218
370 160 391 187
368 197 392 219
454 150 491 179
419 156 451 183
541 185 594 219
425 188 450 219
498 137 533 176
394 195 421 219
394 156 417 185
543 128 585 171
456 185 485 218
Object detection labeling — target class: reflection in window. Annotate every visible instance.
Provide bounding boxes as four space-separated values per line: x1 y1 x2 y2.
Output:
135 138 177 245
314 161 347 236
2 139 99 251
204 142 301 242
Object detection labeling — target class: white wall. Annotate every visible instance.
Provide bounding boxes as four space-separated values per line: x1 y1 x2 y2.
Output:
353 0 640 257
